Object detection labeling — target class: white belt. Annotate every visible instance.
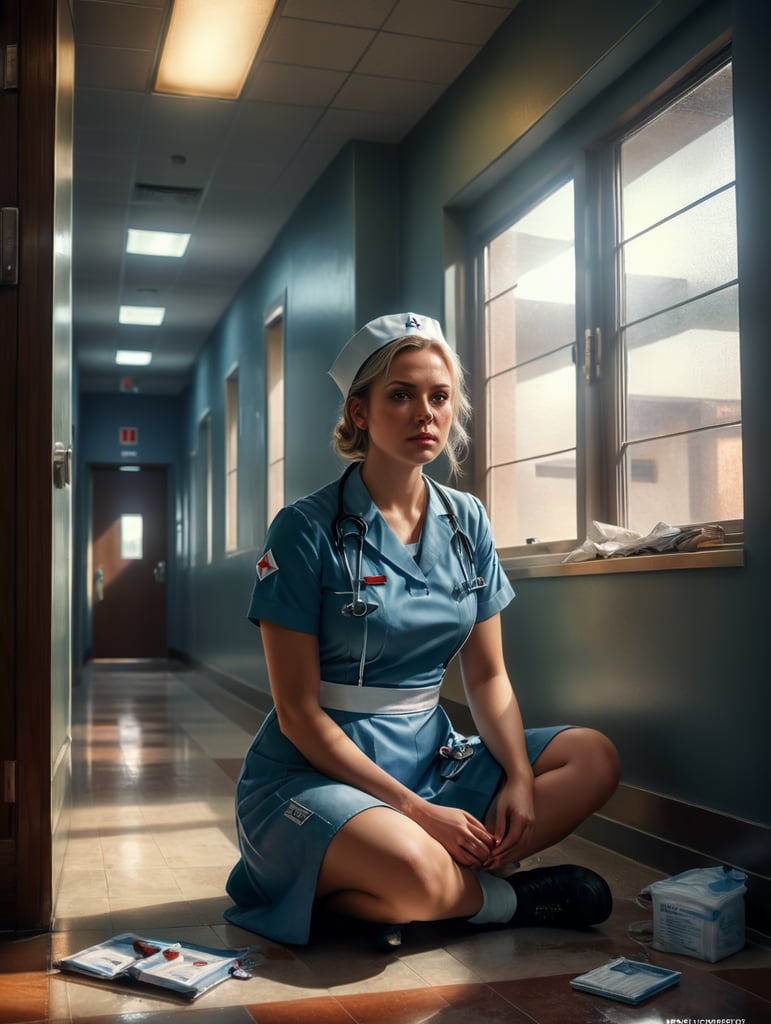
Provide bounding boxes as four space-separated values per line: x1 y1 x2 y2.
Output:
319 680 441 715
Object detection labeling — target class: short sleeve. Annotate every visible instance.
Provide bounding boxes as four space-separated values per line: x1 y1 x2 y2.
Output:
247 506 323 635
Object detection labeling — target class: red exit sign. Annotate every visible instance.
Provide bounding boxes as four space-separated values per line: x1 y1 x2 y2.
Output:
119 427 138 445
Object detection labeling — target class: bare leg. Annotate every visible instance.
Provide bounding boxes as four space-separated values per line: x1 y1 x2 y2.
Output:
486 727 620 861
316 806 484 923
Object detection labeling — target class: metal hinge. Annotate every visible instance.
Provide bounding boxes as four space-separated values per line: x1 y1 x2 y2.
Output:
1 44 19 90
583 326 602 382
3 761 16 803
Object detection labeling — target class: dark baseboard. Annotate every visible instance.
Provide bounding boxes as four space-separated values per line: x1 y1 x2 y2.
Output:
577 788 771 938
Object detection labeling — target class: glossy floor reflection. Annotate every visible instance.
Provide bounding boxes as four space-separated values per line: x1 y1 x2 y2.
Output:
1 660 769 1024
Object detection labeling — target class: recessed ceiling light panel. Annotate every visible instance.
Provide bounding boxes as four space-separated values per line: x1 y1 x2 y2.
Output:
116 350 153 366
127 228 191 257
154 0 277 100
119 306 166 326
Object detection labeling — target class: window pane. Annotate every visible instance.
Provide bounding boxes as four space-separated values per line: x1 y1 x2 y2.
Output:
484 180 576 546
488 349 575 466
486 182 574 305
622 187 737 325
621 64 734 239
489 453 577 549
624 425 743 534
120 514 143 560
486 275 575 377
617 61 740 532
626 286 740 441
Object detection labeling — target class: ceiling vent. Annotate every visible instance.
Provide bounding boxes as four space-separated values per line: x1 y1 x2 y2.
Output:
132 183 204 206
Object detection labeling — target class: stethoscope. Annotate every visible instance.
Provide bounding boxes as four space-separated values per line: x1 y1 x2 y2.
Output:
332 463 485 618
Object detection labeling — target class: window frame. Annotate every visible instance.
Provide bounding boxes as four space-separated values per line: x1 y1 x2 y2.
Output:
224 363 240 554
264 298 285 528
464 42 743 579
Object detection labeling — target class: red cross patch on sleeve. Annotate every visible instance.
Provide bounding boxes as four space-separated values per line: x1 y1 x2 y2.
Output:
256 549 279 581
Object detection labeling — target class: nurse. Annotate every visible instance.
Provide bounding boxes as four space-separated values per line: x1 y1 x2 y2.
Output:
224 312 620 947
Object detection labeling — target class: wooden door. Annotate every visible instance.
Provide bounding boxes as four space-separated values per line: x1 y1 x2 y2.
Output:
0 0 19 882
1 0 73 931
92 466 168 658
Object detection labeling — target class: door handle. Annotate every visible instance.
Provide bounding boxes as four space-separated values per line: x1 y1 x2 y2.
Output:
53 441 72 488
153 560 166 584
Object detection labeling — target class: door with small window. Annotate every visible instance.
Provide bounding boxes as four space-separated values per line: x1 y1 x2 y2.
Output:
91 466 168 658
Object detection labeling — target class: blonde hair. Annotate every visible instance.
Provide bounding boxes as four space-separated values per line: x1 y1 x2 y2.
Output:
333 335 471 476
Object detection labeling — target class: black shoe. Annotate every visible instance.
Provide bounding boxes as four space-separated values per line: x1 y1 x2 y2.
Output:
508 864 612 928
369 922 404 952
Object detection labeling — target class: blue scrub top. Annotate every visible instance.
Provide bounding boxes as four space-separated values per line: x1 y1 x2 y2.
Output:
247 463 515 688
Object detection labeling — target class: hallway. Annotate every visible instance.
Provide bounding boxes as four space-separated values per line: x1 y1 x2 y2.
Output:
1 661 769 1023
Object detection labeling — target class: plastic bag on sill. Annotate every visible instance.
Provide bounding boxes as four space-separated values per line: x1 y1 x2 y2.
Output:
563 521 725 563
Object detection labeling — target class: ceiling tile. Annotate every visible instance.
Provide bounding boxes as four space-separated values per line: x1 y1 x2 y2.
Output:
74 0 164 49
142 95 237 146
75 44 154 91
74 152 136 184
333 73 443 116
244 63 348 106
384 0 509 44
357 32 480 84
262 19 376 71
281 0 395 28
131 154 211 191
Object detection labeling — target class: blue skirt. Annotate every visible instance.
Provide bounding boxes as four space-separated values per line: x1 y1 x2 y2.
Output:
224 705 570 945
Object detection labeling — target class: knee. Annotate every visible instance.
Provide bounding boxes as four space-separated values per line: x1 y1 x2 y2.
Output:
391 836 458 920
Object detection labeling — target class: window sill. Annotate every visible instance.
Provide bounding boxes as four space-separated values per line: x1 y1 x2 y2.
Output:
502 545 744 580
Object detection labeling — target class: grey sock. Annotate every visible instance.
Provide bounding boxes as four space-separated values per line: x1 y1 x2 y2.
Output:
468 870 518 924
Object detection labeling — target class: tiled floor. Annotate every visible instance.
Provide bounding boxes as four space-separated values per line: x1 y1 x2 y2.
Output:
2 660 769 1024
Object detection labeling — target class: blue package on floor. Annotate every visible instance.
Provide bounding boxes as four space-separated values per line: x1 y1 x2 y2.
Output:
570 957 681 1004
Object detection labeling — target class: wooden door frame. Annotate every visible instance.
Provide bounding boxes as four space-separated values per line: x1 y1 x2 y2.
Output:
0 0 72 932
0 0 20 926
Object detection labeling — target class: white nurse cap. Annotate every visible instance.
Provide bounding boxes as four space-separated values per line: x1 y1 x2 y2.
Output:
328 312 448 397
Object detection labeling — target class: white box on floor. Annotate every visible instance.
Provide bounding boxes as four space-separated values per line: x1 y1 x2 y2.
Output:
647 866 747 963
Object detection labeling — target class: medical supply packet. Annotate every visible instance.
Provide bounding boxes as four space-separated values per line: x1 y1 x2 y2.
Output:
641 866 747 962
570 957 681 1004
55 932 262 1000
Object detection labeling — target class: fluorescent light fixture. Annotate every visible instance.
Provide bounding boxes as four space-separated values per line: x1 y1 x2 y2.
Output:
119 466 141 472
127 228 190 258
155 0 277 100
116 350 153 366
119 305 166 326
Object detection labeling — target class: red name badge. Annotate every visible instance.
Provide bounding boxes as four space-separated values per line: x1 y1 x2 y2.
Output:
363 575 387 585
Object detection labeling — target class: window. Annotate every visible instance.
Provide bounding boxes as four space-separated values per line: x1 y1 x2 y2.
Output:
483 179 577 549
478 55 741 564
225 366 239 552
615 62 740 534
196 411 213 565
265 307 285 525
120 514 143 559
